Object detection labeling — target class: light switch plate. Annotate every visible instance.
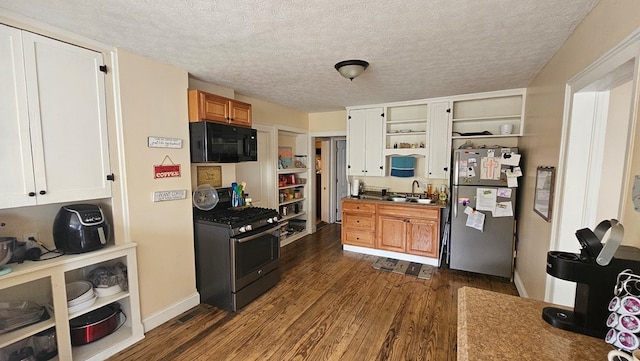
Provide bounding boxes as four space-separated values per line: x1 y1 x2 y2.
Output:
633 175 640 212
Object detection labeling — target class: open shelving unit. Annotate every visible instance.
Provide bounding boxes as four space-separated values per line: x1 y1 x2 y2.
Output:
277 128 311 247
451 89 525 139
0 244 143 361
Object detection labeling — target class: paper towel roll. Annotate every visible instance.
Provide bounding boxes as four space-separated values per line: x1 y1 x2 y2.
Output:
351 179 360 196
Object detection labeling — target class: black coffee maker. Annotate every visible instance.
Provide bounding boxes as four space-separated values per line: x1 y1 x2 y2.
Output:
544 221 640 338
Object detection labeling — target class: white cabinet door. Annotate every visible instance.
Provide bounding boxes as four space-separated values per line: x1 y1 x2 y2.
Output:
0 25 36 208
427 101 451 179
22 31 111 205
347 109 366 176
364 108 384 176
347 108 384 177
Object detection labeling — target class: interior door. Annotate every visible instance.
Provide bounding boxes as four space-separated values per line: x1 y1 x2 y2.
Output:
335 139 347 222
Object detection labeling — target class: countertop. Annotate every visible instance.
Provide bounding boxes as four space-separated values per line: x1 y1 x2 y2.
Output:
457 287 612 360
344 196 448 209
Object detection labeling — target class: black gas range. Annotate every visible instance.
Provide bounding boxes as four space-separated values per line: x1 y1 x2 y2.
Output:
193 187 283 312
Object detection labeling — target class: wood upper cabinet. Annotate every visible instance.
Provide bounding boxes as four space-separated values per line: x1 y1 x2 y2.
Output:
341 199 376 247
376 204 440 257
188 89 252 127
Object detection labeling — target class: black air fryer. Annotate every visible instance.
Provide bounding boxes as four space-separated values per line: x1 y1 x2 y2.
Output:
53 204 110 254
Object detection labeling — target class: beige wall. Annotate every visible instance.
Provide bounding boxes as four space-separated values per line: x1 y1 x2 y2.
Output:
117 50 197 319
236 94 308 129
309 110 347 132
517 0 640 300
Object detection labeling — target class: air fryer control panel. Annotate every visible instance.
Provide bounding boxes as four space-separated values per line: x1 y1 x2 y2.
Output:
66 207 104 226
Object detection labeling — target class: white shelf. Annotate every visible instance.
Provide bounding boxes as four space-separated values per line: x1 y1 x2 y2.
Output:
384 148 427 156
278 184 305 190
278 168 308 174
386 118 427 124
280 211 307 222
0 307 55 349
279 197 306 207
452 134 521 139
386 131 427 136
452 114 521 122
68 291 130 320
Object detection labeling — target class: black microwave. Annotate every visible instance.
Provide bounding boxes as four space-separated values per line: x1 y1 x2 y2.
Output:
189 122 257 163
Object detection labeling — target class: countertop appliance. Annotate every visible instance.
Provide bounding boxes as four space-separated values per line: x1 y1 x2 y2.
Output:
53 204 109 254
544 243 640 338
189 121 257 163
449 148 518 278
193 187 282 312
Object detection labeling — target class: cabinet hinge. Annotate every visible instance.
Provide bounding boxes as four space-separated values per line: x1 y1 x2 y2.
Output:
446 108 451 113
99 65 108 74
106 173 115 181
348 115 351 120
381 113 384 117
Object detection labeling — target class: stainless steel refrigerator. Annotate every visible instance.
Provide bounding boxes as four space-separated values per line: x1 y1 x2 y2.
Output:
449 148 519 278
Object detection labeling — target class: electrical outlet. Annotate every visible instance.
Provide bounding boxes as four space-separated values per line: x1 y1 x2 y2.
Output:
23 232 39 243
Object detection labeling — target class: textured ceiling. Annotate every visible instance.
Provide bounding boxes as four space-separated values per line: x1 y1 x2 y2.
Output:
0 0 600 113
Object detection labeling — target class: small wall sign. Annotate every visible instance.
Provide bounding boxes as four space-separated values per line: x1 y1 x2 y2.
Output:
148 136 182 148
154 155 181 179
153 189 187 202
197 166 222 187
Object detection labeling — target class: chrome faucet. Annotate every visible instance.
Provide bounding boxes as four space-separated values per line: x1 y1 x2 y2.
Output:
411 180 420 197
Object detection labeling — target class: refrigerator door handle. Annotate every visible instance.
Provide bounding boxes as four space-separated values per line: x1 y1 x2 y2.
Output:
452 186 458 218
453 151 460 186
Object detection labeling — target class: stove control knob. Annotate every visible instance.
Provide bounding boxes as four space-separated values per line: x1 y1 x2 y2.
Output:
273 216 279 223
267 217 274 224
246 224 252 231
238 226 246 233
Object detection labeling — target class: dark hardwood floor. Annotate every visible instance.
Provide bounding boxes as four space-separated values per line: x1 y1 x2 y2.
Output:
109 223 518 361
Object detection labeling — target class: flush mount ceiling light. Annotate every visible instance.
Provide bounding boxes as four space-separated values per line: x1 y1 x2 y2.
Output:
335 59 369 81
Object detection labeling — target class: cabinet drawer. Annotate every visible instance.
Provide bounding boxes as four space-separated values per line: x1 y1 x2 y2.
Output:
377 204 439 220
342 200 375 213
343 213 375 230
342 230 375 247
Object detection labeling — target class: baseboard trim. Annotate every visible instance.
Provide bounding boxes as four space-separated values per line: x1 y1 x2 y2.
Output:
142 292 200 332
513 270 528 298
343 245 438 266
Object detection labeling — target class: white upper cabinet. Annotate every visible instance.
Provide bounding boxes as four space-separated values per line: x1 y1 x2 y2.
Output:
347 108 384 177
0 25 111 209
427 101 452 179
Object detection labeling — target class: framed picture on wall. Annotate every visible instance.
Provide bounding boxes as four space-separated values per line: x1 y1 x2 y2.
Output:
534 166 555 222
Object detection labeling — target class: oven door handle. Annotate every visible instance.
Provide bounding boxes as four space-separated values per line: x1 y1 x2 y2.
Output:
233 222 287 243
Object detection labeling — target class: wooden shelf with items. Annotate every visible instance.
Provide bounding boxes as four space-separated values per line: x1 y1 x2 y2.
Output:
451 89 525 139
187 89 252 127
277 127 310 246
0 244 143 361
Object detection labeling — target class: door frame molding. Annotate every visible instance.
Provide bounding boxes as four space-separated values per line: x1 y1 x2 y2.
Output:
545 29 640 305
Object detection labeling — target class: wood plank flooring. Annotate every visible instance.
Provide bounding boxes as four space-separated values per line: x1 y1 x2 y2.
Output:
109 223 518 361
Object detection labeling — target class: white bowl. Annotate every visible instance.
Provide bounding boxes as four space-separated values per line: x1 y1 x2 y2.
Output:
391 197 407 202
94 284 122 298
67 294 97 314
417 199 432 204
66 281 93 304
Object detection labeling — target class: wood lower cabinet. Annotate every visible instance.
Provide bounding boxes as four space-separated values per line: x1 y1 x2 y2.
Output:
376 204 440 258
341 200 376 247
342 199 441 259
188 89 252 127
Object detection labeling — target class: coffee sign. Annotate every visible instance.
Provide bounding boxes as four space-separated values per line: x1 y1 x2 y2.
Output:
154 164 181 179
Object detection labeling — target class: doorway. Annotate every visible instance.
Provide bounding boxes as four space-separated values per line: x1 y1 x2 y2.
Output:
546 32 640 306
311 135 347 225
